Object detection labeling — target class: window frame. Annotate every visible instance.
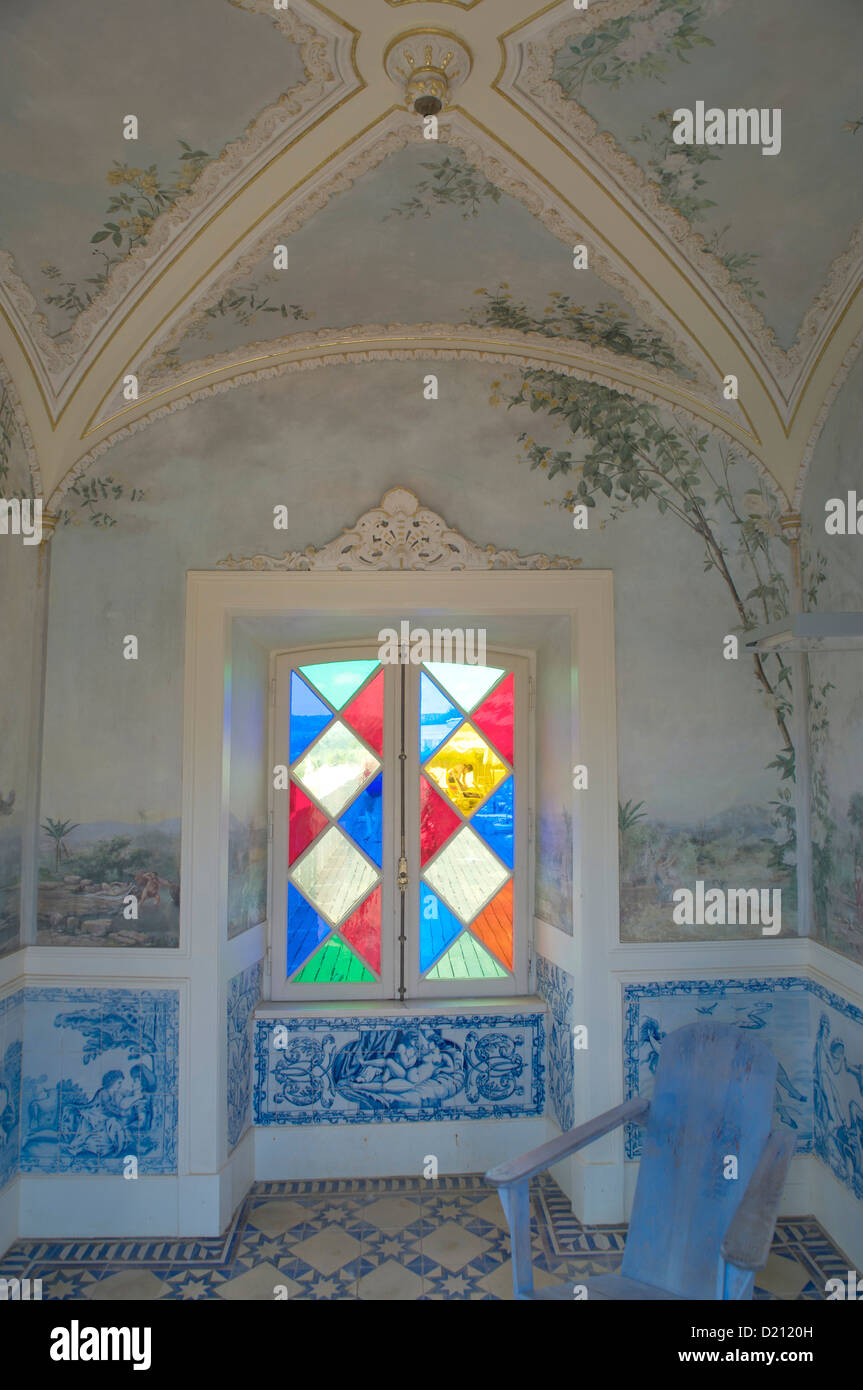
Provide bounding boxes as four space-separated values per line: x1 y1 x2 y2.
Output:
269 640 532 1002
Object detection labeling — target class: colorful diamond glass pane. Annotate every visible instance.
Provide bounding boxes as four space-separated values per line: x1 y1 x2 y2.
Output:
299 660 380 711
290 671 332 763
472 880 513 971
420 776 461 865
294 938 375 984
425 934 508 980
419 883 463 973
423 826 508 923
424 723 508 817
286 883 331 976
423 662 504 713
338 773 383 866
471 777 514 869
340 885 381 974
419 672 461 759
289 782 328 864
472 672 514 765
291 825 378 925
293 722 380 818
342 668 384 756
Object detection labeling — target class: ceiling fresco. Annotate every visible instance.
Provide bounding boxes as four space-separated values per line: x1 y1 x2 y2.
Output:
514 0 863 351
0 0 306 339
142 141 694 383
0 0 859 506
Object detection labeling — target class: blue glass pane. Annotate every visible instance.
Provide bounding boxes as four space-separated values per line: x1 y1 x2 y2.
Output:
337 773 383 867
419 883 463 973
287 883 330 976
471 776 514 869
290 672 332 764
420 672 461 760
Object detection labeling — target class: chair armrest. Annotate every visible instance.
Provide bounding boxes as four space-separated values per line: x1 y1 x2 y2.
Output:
485 1097 650 1188
721 1130 795 1271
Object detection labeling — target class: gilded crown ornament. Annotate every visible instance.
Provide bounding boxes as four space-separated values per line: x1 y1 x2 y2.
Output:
384 31 472 115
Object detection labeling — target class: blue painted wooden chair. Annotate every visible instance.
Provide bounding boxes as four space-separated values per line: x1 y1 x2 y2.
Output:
486 1022 794 1300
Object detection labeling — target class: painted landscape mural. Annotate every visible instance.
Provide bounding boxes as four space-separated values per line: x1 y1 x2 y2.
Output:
803 352 863 964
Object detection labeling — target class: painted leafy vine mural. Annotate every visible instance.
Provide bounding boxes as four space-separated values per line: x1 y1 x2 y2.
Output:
551 0 731 98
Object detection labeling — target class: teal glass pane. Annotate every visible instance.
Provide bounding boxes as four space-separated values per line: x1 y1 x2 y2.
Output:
338 773 383 867
471 777 514 869
286 883 330 976
299 660 380 711
423 662 505 713
290 672 332 763
426 934 508 980
419 883 463 974
420 671 462 760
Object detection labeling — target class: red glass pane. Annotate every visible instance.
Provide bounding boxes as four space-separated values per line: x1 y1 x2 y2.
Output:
342 668 384 756
472 879 513 970
472 672 514 765
340 885 381 974
289 782 328 864
420 776 461 865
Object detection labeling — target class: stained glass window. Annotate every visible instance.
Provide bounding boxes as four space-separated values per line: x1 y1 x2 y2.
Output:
417 661 517 986
285 658 384 988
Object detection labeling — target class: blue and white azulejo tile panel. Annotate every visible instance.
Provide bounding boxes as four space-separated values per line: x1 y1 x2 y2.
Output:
0 988 23 1192
19 987 178 1175
535 956 574 1132
254 1012 545 1125
810 981 863 1202
227 960 262 1151
623 978 812 1161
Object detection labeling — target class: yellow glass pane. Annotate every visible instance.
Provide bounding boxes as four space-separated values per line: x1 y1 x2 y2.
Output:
424 723 509 817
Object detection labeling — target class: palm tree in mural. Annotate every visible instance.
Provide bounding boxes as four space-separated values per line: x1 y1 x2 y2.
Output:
41 818 80 873
619 799 647 835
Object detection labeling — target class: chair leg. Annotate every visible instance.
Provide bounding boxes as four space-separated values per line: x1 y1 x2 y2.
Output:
498 1180 534 1300
719 1260 755 1300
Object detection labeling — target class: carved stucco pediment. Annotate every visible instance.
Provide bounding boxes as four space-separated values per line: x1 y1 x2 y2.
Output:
217 487 581 571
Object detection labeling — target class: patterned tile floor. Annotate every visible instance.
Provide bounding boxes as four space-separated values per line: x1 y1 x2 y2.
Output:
1 1175 852 1300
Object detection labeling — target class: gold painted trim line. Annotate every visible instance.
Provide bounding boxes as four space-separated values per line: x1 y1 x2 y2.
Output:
82 330 757 445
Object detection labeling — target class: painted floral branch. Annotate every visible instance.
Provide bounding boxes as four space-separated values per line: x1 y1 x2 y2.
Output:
384 156 502 221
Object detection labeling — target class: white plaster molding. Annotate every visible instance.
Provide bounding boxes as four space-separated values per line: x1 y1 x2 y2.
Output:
0 0 357 395
0 358 42 497
793 325 863 509
507 11 863 405
132 109 709 394
57 326 760 504
217 486 581 570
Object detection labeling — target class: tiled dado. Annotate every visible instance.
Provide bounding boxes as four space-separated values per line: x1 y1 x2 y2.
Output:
253 1011 545 1125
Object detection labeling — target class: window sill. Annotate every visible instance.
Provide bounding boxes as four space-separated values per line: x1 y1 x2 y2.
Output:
255 994 547 1019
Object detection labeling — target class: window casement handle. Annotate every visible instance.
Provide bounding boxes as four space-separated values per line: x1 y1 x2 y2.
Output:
397 855 409 893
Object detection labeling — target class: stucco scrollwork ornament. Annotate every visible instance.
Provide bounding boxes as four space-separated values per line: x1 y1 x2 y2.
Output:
217 487 582 571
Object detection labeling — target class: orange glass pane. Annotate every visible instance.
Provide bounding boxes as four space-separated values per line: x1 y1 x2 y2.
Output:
472 672 514 765
471 880 513 970
420 776 461 865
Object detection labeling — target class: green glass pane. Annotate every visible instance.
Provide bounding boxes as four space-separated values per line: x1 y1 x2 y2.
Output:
426 933 507 980
294 937 375 983
423 663 505 713
299 660 380 711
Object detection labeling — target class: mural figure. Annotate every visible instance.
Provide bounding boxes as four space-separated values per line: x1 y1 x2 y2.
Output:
814 1013 863 1195
332 1027 463 1110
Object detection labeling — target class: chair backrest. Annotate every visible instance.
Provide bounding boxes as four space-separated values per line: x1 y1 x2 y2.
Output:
622 1022 777 1299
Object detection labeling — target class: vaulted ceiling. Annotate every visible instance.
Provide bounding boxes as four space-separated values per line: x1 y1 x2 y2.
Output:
1 0 860 506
